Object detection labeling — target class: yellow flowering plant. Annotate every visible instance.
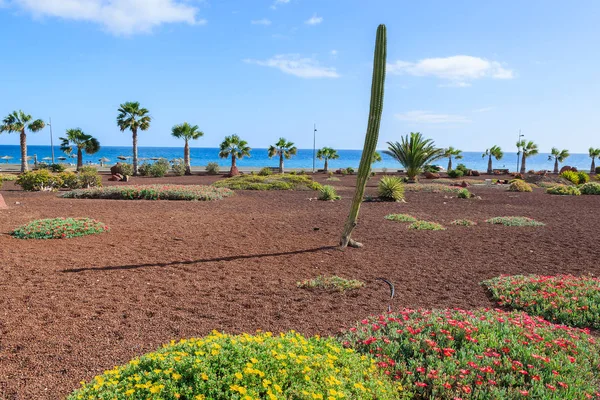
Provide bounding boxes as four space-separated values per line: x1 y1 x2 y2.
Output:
68 331 400 400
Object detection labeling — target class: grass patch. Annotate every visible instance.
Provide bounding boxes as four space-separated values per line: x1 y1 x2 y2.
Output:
546 185 581 196
408 220 446 230
297 275 365 292
385 213 417 223
405 184 463 193
12 218 109 239
341 308 600 399
451 219 477 226
326 177 341 182
61 185 232 201
69 331 398 400
213 174 322 191
483 274 600 329
486 216 545 226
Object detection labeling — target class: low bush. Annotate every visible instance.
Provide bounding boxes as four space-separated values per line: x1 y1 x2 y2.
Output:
139 159 170 177
451 219 477 226
378 176 405 202
297 276 365 292
213 174 322 191
405 184 463 193
578 171 590 184
346 167 355 174
546 185 581 196
580 182 600 195
258 167 273 176
508 180 532 192
62 185 233 201
341 308 600 399
385 213 417 222
486 216 545 226
423 164 441 173
15 169 63 191
58 172 79 189
457 188 472 198
35 163 66 172
120 163 134 176
68 331 399 400
560 170 586 185
77 166 102 188
317 185 340 201
12 218 109 239
170 159 186 176
326 176 340 182
456 163 469 174
205 162 220 175
447 169 464 179
483 275 600 329
0 173 18 182
408 220 446 231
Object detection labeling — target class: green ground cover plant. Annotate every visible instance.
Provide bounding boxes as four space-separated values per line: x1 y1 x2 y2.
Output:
486 216 545 226
579 182 600 195
457 188 472 198
405 184 463 193
12 218 108 239
385 213 417 222
68 331 399 400
341 308 600 399
317 185 340 201
62 185 232 201
483 275 600 329
560 170 589 185
213 174 322 191
0 173 18 181
508 180 533 192
451 219 477 226
546 185 581 196
297 275 365 292
408 220 446 230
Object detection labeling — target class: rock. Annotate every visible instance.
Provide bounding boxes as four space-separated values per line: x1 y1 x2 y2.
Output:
108 174 120 181
470 170 480 176
0 194 7 210
560 166 577 174
424 172 440 179
110 163 123 175
460 181 470 188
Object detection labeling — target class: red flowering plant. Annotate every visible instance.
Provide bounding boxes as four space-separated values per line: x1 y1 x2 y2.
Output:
483 275 600 329
12 217 109 239
341 308 600 399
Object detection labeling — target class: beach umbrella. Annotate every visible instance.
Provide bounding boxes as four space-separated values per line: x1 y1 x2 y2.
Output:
42 157 52 161
99 157 110 162
1 155 13 164
117 155 131 161
57 156 67 161
151 157 160 161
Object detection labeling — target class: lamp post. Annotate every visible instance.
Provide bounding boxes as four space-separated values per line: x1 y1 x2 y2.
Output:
516 129 524 173
312 123 317 173
48 117 55 164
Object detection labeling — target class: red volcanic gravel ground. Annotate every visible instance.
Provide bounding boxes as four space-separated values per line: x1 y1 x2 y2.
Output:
1 174 599 398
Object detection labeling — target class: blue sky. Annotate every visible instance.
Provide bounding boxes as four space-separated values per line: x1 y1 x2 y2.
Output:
0 0 599 152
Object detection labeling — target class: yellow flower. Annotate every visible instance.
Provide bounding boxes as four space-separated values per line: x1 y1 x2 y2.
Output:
124 389 134 396
274 384 282 393
235 372 243 379
201 373 208 381
172 373 182 380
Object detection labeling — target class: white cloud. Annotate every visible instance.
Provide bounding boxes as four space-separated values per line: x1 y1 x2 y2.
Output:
388 55 514 85
251 18 271 25
305 14 323 25
330 50 338 56
395 111 471 124
473 107 495 113
244 54 339 79
8 0 204 35
270 0 289 10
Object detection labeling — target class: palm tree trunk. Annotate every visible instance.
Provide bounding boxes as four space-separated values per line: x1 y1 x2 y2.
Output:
279 153 284 174
77 148 83 171
447 157 452 171
231 155 236 170
487 155 493 174
324 159 329 173
132 128 139 176
591 158 596 174
20 129 27 172
553 159 559 174
184 140 191 175
520 153 526 174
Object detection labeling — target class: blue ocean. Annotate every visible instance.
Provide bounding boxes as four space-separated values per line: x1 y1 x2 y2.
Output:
0 145 594 172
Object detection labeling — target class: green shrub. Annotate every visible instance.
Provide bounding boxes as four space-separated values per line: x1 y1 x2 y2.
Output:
578 171 590 184
457 188 472 198
317 185 340 201
297 276 365 291
12 218 109 239
15 169 63 191
508 180 532 192
35 163 66 172
0 173 18 182
423 164 441 173
170 159 186 176
205 162 220 175
580 182 600 195
213 174 322 191
120 163 134 176
345 167 355 174
68 331 398 400
486 216 545 226
384 213 417 222
62 185 233 201
405 184 463 193
327 170 334 178
596 166 600 174
58 171 79 189
546 185 581 196
140 159 170 177
560 170 581 184
342 308 600 399
451 219 477 226
483 275 600 329
377 176 405 202
447 169 464 179
455 163 468 173
258 167 273 176
77 167 102 188
408 220 446 230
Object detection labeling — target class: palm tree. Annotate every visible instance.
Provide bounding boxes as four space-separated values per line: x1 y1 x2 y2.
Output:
316 147 339 172
517 140 539 174
589 148 600 174
548 147 570 174
384 132 444 181
59 129 100 170
171 122 204 175
219 134 251 176
0 111 45 172
268 137 297 173
482 146 503 174
442 146 463 171
372 151 382 164
116 102 151 176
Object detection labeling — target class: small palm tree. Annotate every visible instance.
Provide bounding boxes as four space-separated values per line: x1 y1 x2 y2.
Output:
517 140 539 174
59 129 100 170
384 132 444 181
442 146 463 171
316 147 339 172
0 111 45 172
268 138 297 173
589 147 600 173
171 122 204 175
116 102 151 176
372 151 382 164
482 146 503 174
548 147 570 174
219 134 251 176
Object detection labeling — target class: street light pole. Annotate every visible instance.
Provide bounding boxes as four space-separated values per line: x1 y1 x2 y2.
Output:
313 123 317 173
516 129 524 173
49 117 55 164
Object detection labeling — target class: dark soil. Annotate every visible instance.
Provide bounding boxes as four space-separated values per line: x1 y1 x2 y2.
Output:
1 173 599 399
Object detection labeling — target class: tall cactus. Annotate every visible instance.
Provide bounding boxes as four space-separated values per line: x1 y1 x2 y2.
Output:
340 24 387 249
